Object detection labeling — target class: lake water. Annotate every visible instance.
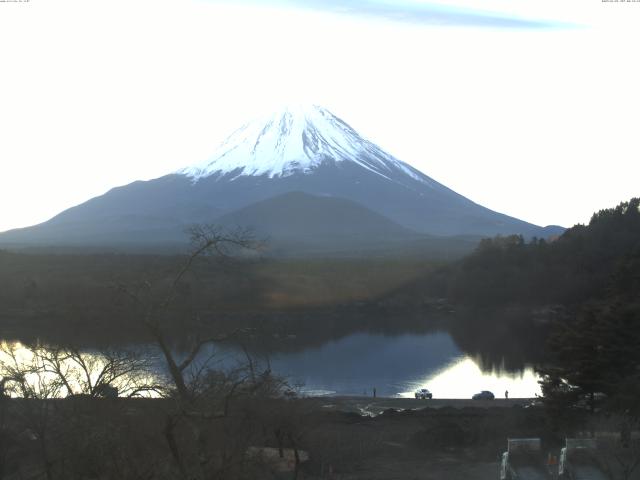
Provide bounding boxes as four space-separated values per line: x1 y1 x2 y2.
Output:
208 331 542 399
1 331 541 399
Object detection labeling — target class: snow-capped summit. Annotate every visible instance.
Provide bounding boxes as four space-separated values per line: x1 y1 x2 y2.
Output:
179 104 428 185
0 104 564 251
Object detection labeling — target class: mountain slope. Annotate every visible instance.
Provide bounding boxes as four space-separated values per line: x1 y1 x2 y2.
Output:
0 105 563 250
217 191 416 240
216 191 427 256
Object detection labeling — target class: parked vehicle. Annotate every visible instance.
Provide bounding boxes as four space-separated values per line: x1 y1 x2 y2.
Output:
559 438 607 480
499 438 548 480
414 388 433 399
472 390 495 400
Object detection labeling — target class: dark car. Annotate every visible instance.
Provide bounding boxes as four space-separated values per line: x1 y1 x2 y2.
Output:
472 390 495 400
414 388 433 399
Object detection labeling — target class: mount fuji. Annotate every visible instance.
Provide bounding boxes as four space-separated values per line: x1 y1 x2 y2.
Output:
180 104 429 185
0 105 562 254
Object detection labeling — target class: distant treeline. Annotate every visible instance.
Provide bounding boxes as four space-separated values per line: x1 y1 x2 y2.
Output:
0 250 436 346
393 198 640 374
2 198 638 374
408 198 640 412
0 251 266 344
419 197 640 308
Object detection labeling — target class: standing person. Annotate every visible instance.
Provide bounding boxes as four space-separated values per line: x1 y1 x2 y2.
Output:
373 387 377 398
505 390 509 399
547 452 559 479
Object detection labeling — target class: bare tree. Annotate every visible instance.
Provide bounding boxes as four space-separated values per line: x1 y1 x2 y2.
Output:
0 226 302 479
1 371 12 478
116 225 289 479
0 342 63 480
40 346 163 398
0 341 161 479
119 225 260 405
1 342 158 399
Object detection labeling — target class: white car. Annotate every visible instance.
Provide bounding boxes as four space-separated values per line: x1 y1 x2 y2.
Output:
414 388 433 399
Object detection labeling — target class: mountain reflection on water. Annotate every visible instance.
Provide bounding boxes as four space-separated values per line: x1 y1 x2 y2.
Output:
1 331 541 399
209 332 542 398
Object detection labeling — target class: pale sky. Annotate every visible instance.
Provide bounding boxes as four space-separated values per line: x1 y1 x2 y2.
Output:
0 0 639 233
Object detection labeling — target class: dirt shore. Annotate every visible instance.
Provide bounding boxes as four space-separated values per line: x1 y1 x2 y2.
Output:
285 396 549 479
1 396 549 480
309 396 535 416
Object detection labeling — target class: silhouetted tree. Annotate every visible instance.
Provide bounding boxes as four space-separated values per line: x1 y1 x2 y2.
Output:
118 225 300 479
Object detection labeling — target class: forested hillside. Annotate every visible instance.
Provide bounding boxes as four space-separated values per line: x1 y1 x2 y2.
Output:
417 198 640 416
424 197 640 308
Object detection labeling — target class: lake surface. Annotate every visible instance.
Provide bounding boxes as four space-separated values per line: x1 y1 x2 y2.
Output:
207 331 542 399
1 331 541 399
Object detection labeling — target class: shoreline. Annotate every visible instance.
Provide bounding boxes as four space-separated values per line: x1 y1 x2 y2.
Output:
297 396 537 416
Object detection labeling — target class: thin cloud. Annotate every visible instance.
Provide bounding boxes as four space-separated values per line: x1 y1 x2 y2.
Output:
222 0 561 29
